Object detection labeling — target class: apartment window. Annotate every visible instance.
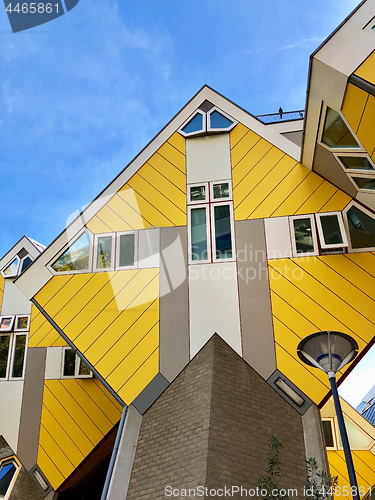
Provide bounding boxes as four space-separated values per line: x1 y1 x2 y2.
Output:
188 180 234 263
207 107 237 132
62 348 92 378
321 107 360 149
179 110 206 137
94 234 115 271
178 107 237 138
51 231 91 273
322 419 336 449
1 252 33 279
316 212 348 249
352 177 375 192
290 215 318 257
338 156 374 172
0 458 20 499
117 232 137 269
0 315 28 380
344 203 375 250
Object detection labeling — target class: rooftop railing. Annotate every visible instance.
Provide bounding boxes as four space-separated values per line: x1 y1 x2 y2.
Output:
256 110 305 124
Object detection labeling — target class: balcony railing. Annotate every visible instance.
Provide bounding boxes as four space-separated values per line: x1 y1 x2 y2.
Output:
256 110 305 124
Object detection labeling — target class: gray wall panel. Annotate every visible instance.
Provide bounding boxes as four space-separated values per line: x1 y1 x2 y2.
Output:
159 227 189 382
17 347 47 471
235 219 276 379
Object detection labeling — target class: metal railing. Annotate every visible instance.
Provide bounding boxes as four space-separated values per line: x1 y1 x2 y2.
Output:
256 110 305 124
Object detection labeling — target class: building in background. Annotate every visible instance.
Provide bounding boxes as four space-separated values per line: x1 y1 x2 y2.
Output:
357 386 375 427
1 0 375 499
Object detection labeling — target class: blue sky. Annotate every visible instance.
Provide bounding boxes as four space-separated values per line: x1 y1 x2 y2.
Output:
1 0 373 406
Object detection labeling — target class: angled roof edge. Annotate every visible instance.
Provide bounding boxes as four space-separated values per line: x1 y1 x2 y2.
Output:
0 235 43 270
302 0 375 169
16 85 301 299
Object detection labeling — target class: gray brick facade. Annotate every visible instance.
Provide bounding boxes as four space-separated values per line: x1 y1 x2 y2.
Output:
126 335 308 500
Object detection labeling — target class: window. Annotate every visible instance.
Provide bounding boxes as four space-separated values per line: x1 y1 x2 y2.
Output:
62 348 92 378
51 231 91 273
0 251 33 279
0 458 20 499
315 212 348 249
207 107 237 132
322 419 336 449
290 215 318 257
188 180 234 263
351 176 375 192
178 107 237 138
0 315 28 380
179 110 206 137
337 418 372 449
321 107 360 149
344 203 375 251
94 234 115 271
338 155 374 172
117 232 137 269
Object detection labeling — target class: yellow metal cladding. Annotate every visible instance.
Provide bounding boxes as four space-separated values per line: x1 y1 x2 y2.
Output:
0 274 4 312
354 49 375 87
33 270 160 405
29 303 67 348
230 125 351 220
342 82 375 160
86 132 186 233
37 378 122 490
268 253 375 405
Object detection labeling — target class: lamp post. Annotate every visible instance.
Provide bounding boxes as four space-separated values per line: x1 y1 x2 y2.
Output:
297 331 359 500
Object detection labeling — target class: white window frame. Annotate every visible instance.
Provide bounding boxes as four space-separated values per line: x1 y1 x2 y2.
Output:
116 231 138 270
9 333 28 380
346 172 375 194
343 200 375 253
0 316 15 333
61 347 93 379
318 103 366 153
14 315 30 332
322 418 338 450
94 233 115 272
18 254 33 275
0 457 21 500
210 179 233 202
178 109 206 138
188 204 211 263
0 333 12 380
289 215 318 257
210 202 236 263
207 106 237 133
334 152 375 175
315 212 349 249
188 182 209 205
49 229 93 275
0 257 20 279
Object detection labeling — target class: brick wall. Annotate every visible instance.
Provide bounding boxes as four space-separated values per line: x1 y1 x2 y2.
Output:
126 335 307 499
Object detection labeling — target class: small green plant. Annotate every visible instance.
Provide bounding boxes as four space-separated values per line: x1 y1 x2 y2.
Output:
257 435 289 500
305 457 338 500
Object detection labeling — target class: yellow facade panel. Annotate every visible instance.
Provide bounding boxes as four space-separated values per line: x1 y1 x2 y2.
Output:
243 155 298 220
352 451 375 489
357 93 375 157
28 321 56 348
118 347 159 405
39 425 75 478
231 130 261 168
85 215 112 234
342 83 369 133
116 186 153 229
37 446 65 491
232 139 272 190
94 300 159 378
0 274 4 312
157 142 186 174
76 379 123 424
105 195 139 231
346 252 375 278
35 275 73 309
147 154 186 193
272 172 324 217
234 147 285 208
319 189 351 212
167 132 186 155
230 123 250 150
354 50 375 86
123 185 174 228
295 181 337 215
94 205 133 233
106 322 159 391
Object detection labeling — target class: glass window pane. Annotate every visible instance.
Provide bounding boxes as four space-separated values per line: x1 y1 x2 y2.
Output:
293 218 314 253
0 318 12 332
319 215 343 246
12 335 26 378
322 420 334 448
16 317 28 330
210 110 233 129
213 182 229 199
191 208 208 261
353 177 375 191
190 185 206 202
78 359 91 376
52 233 90 272
322 107 359 148
119 234 135 267
63 349 76 377
20 256 33 273
347 205 375 249
182 113 203 134
0 336 10 378
214 205 232 259
337 418 372 448
2 258 19 277
97 236 112 269
339 156 374 171
0 462 17 496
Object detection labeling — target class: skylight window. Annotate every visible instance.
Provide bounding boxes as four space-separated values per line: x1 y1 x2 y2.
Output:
352 177 375 192
338 156 374 172
51 231 91 273
345 204 375 250
179 110 206 137
1 258 19 278
322 107 360 149
207 107 237 132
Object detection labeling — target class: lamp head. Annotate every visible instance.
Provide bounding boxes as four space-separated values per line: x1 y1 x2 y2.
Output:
297 331 358 374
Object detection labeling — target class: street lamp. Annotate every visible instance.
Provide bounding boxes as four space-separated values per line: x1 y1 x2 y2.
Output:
297 331 359 500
